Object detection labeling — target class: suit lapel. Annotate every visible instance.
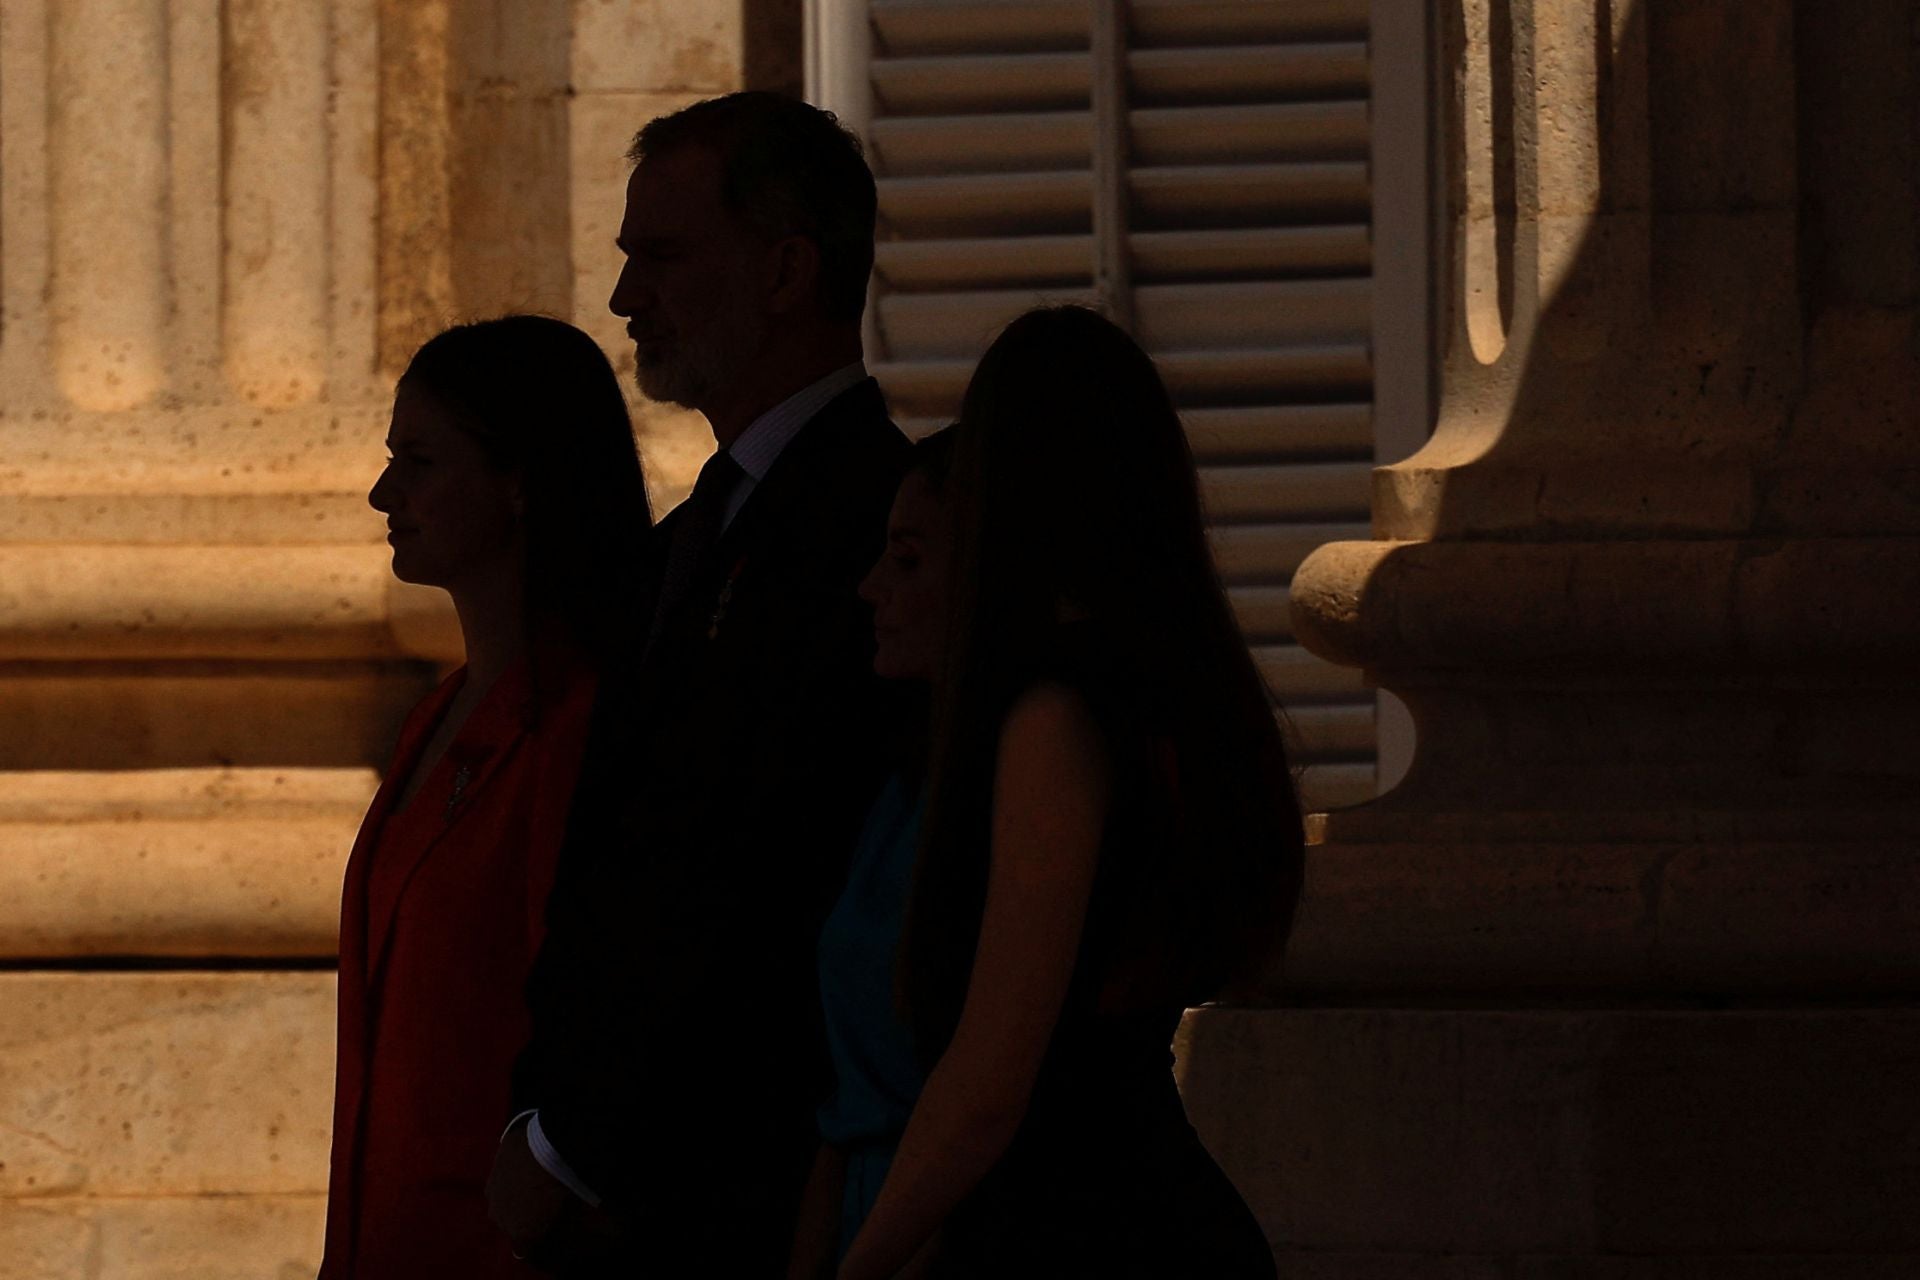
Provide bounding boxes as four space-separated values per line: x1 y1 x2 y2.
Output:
329 666 463 1255
632 378 890 702
339 671 462 991
361 661 533 988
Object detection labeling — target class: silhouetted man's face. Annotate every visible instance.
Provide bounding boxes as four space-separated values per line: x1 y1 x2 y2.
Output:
608 144 770 412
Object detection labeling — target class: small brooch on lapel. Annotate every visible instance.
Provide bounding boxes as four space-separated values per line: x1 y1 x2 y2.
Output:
442 741 495 825
708 555 749 641
443 763 473 824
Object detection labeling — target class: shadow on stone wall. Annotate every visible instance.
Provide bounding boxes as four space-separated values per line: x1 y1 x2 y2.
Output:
1181 0 1920 1269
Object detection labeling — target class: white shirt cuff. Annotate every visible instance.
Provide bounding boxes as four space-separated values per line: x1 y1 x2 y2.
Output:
503 1108 538 1142
524 1110 603 1209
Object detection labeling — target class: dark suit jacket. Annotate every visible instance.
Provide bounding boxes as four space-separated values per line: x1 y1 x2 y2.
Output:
325 644 597 1280
516 378 909 1272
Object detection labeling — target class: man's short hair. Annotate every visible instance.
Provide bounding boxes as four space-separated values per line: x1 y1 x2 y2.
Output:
631 92 877 325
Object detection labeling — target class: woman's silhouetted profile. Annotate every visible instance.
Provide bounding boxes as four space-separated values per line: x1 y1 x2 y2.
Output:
797 306 1304 1279
320 315 649 1280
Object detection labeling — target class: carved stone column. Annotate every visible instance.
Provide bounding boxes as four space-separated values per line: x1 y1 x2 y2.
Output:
1179 1 1920 1271
0 1 764 1271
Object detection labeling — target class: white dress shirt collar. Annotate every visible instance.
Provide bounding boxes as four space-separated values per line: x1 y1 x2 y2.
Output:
725 360 870 484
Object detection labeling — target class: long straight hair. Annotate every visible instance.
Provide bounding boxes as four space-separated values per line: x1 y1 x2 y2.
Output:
902 306 1305 1058
400 316 652 688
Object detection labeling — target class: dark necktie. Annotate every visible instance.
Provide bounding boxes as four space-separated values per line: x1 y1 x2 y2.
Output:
646 447 742 655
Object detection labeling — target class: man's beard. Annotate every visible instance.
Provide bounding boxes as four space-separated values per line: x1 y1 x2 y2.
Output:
633 305 766 411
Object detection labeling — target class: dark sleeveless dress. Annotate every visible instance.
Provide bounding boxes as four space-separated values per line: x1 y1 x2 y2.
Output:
930 633 1278 1278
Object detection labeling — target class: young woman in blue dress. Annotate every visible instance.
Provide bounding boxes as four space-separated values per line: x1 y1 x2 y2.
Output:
794 305 1304 1278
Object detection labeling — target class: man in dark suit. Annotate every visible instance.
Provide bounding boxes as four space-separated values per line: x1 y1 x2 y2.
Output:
486 92 909 1274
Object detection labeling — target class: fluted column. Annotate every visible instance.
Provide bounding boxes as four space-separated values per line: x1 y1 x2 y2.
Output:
1174 2 1920 1273
1290 0 1920 923
47 0 171 412
224 0 334 407
0 1 578 1271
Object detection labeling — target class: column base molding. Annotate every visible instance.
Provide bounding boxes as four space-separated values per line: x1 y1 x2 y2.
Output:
1281 835 1919 998
1176 1006 1920 1266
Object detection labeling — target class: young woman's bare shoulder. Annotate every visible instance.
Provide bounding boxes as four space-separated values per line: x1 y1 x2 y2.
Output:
997 681 1107 782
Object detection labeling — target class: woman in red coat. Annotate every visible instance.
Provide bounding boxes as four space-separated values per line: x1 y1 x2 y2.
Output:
320 316 650 1278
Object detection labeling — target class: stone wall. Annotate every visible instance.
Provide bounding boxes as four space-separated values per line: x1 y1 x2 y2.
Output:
17 3 1911 1276
0 3 781 1273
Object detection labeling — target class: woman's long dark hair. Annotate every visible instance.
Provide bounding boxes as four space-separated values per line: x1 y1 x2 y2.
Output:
903 305 1304 1058
400 316 651 671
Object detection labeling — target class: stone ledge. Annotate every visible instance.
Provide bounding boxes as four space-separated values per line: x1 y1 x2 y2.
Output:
0 973 333 1199
0 545 394 659
0 817 361 958
0 546 461 662
0 772 371 957
0 491 382 545
1290 536 1920 677
0 1193 324 1280
0 662 433 771
0 405 385 497
0 767 377 824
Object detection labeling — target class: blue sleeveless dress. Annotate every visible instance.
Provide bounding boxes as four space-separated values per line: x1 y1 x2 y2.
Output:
815 772 927 1253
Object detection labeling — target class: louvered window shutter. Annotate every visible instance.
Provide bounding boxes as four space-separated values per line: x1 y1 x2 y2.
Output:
816 0 1377 811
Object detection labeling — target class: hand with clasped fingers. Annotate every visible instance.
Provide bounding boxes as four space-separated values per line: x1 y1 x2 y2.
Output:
487 1115 621 1270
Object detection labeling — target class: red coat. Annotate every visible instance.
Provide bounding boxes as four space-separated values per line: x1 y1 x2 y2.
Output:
321 647 597 1279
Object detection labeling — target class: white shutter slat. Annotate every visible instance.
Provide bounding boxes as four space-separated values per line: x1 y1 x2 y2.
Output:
881 280 1367 361
871 1 1086 56
1228 584 1292 642
869 110 1089 177
879 286 1101 359
887 418 1382 483
875 234 1093 290
1133 280 1370 350
873 227 1370 292
1157 345 1370 401
1287 702 1377 757
875 345 1369 412
872 0 1370 53
870 101 1367 179
869 358 976 414
1133 226 1368 280
1183 404 1372 460
1197 461 1371 524
1129 43 1368 104
1132 102 1368 166
1129 0 1369 45
1210 522 1371 583
871 44 1369 118
872 52 1088 114
878 169 1091 236
1131 162 1370 227
1255 643 1369 702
